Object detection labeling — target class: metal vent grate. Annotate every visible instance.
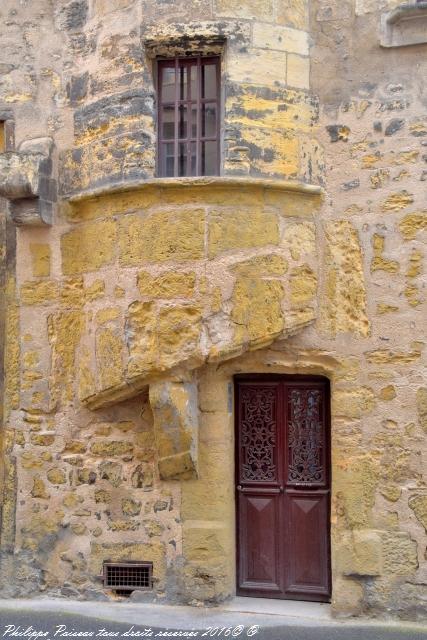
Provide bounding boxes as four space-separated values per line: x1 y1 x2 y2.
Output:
103 562 153 591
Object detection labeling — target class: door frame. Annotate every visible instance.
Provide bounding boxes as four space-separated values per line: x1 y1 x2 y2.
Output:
234 373 332 602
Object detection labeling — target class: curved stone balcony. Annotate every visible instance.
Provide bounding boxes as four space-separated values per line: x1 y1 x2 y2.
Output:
61 177 321 410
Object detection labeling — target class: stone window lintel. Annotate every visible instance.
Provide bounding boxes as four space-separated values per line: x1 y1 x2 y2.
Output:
144 34 226 59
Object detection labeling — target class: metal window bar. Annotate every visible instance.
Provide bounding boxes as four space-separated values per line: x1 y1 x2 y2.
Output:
158 56 220 177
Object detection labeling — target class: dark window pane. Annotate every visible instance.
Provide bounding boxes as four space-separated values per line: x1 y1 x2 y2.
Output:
190 141 197 176
161 105 175 140
201 140 217 176
162 142 175 177
161 67 175 102
191 105 198 138
202 63 217 100
178 105 188 139
179 65 188 100
202 103 216 138
178 142 187 177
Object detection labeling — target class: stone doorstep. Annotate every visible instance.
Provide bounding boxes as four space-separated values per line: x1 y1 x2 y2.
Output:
220 596 331 620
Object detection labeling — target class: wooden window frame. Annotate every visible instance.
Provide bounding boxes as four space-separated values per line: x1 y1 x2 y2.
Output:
157 55 221 178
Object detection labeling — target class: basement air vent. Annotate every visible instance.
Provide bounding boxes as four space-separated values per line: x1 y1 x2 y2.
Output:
103 561 153 594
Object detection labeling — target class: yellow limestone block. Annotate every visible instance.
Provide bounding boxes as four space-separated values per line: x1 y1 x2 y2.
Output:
399 212 427 240
149 380 198 480
231 277 284 346
95 307 120 325
406 249 423 278
30 243 51 277
276 0 308 29
391 150 419 165
226 86 313 135
61 219 117 274
78 346 96 402
322 220 370 337
231 254 287 276
334 387 376 419
416 388 427 432
47 310 85 404
20 280 58 305
379 385 397 401
253 23 308 55
381 191 414 213
215 0 273 20
290 264 317 307
287 54 310 90
208 209 279 257
96 328 124 390
371 235 399 273
282 222 315 260
137 271 196 299
126 301 157 378
67 188 159 222
409 495 427 532
119 210 205 266
157 305 202 369
85 280 105 302
365 346 422 365
60 277 85 308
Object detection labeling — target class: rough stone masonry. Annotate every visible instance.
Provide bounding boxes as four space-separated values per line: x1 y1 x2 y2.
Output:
0 0 426 621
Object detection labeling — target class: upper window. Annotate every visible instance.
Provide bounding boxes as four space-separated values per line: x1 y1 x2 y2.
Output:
157 56 220 178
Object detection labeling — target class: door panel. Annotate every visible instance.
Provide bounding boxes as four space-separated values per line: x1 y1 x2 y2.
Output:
236 376 330 602
285 490 330 599
238 492 282 592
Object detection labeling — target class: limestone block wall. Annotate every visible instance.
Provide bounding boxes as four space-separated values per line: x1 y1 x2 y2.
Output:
0 0 426 622
310 0 427 619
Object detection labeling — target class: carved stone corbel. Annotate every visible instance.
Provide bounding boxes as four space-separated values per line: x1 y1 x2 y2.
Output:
149 379 199 481
0 137 56 225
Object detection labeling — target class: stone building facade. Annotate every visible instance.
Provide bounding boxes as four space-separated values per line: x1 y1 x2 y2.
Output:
0 0 426 621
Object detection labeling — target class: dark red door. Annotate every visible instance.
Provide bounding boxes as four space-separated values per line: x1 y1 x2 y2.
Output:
235 375 331 602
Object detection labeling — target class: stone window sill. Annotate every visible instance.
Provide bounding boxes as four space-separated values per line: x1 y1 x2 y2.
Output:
380 2 427 47
68 176 323 203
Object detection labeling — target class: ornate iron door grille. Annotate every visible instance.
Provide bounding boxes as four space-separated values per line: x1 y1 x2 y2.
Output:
103 561 153 592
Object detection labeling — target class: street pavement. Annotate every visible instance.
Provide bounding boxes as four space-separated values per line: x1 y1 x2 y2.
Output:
0 599 426 640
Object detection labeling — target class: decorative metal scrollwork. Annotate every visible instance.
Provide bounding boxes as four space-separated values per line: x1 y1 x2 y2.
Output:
288 388 324 485
241 387 277 482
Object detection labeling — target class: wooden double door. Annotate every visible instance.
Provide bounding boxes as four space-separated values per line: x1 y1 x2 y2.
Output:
235 375 331 602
